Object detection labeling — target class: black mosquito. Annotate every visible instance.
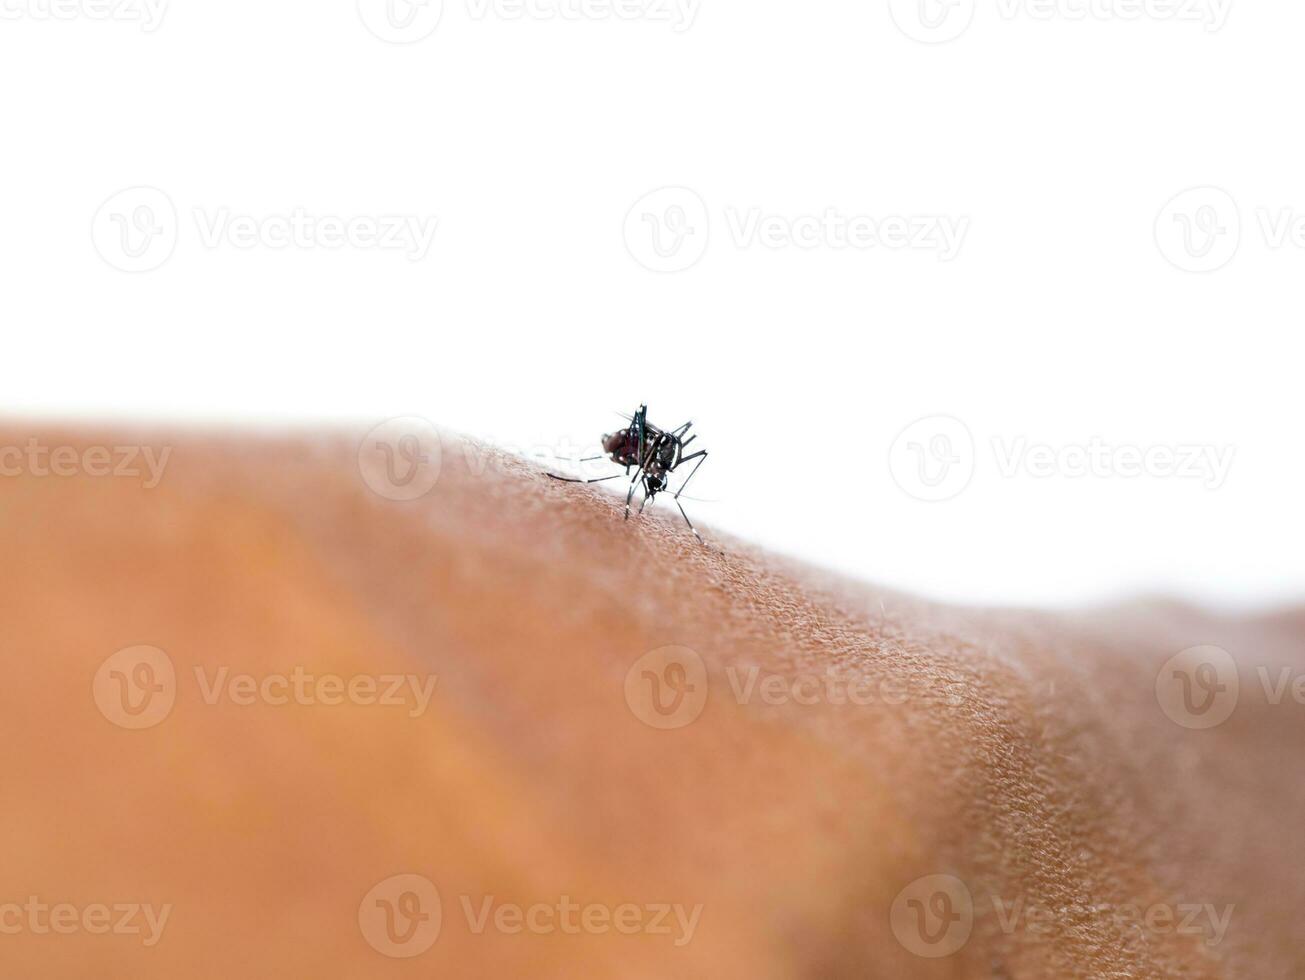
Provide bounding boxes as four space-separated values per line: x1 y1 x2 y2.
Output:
547 404 710 545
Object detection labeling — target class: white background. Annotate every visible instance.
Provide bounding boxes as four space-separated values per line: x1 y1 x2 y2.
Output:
2 0 1300 608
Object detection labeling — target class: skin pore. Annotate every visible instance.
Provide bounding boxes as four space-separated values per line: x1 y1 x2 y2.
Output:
1 426 1301 978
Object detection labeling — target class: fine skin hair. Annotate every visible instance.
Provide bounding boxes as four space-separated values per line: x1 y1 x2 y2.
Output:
1 426 1301 978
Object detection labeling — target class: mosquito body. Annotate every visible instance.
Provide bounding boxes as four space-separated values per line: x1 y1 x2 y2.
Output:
547 404 710 545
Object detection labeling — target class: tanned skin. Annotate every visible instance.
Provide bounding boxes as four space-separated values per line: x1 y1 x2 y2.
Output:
1 426 1301 978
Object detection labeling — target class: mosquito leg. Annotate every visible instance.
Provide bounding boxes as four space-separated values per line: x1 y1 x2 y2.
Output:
674 497 706 547
636 405 647 470
637 406 665 440
537 453 605 464
540 453 606 478
624 465 644 520
673 451 708 499
547 473 624 485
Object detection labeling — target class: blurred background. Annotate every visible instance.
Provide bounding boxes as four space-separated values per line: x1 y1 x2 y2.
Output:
2 0 1299 608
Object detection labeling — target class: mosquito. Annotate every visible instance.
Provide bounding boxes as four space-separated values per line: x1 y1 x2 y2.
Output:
546 404 711 545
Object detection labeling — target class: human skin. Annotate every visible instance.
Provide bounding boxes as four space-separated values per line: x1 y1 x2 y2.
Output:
0 425 1302 978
